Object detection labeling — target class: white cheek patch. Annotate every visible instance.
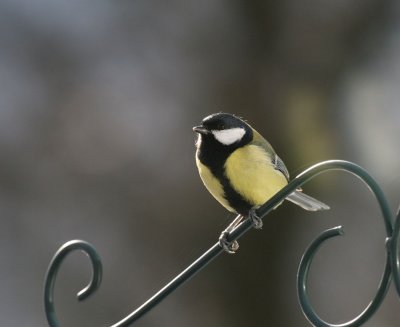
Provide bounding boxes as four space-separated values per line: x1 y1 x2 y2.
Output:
212 127 246 145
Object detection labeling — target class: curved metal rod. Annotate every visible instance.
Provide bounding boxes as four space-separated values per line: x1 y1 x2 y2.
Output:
256 160 393 235
392 206 400 295
44 240 103 327
291 161 394 327
43 160 396 327
298 228 392 327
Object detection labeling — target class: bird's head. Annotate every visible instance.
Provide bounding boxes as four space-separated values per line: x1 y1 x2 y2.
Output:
193 113 252 148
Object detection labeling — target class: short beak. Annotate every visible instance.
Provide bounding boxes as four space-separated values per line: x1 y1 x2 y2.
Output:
192 125 210 135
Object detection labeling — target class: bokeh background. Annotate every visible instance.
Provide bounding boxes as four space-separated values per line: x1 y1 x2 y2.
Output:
1 1 399 326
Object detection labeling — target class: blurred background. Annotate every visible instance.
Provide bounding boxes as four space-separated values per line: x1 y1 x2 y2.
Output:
0 0 399 326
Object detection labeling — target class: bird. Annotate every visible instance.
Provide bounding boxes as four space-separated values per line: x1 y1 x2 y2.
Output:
193 113 329 253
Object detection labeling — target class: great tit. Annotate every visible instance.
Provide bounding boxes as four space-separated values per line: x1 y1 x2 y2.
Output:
193 113 329 248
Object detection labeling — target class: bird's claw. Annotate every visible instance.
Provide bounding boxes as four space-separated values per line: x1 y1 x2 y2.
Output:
219 230 239 254
249 208 263 229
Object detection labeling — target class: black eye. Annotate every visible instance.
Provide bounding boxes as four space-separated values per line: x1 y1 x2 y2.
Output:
217 123 225 130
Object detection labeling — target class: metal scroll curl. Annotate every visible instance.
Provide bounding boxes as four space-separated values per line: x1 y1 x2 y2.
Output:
43 160 399 327
295 161 394 327
44 240 103 327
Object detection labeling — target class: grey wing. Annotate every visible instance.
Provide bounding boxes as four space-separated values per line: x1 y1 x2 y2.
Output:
272 154 290 181
251 128 290 181
271 153 330 211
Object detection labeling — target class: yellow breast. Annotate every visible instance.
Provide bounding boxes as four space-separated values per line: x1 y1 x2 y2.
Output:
224 144 288 206
195 156 235 212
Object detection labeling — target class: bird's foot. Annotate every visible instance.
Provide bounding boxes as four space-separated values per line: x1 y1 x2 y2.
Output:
219 230 239 254
249 208 263 229
218 215 243 254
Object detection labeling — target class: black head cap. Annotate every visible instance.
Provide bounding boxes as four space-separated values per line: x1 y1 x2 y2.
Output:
200 113 248 131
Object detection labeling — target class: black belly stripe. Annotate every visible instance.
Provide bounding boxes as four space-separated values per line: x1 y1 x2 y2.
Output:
197 140 253 215
219 172 253 215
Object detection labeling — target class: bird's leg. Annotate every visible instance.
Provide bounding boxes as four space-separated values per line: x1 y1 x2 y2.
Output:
219 215 243 254
248 207 263 229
